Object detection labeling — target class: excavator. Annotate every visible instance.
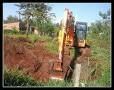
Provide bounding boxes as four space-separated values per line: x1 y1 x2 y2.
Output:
50 8 90 81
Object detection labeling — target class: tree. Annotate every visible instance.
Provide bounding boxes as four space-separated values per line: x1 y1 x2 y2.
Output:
89 9 111 41
4 15 19 24
44 19 55 36
15 3 55 36
16 3 33 36
99 8 111 20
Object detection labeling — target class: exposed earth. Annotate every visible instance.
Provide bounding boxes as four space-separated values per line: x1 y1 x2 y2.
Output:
4 36 101 82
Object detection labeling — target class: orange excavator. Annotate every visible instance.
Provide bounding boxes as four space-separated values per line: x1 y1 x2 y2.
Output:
50 8 89 80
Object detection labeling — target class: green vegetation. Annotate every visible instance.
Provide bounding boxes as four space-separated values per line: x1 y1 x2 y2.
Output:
3 15 19 24
4 29 58 54
45 41 58 54
44 36 58 54
15 3 55 36
4 68 73 87
86 9 111 87
4 68 39 86
4 29 20 35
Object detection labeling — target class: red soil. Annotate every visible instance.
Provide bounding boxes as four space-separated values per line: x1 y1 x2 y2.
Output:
4 36 100 82
4 36 71 82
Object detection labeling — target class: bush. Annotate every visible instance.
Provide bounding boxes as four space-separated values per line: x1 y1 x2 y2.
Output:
4 69 39 86
4 29 19 35
4 68 73 87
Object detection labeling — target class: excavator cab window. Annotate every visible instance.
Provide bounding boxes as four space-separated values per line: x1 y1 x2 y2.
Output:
75 22 87 40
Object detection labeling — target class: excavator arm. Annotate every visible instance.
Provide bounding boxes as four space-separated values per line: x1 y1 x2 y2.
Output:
54 9 75 71
50 9 91 85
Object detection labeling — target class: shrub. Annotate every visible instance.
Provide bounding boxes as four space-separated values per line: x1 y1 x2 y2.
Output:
4 69 39 86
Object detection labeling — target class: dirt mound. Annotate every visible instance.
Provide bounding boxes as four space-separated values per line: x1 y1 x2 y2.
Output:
4 36 100 82
4 36 39 74
4 36 71 82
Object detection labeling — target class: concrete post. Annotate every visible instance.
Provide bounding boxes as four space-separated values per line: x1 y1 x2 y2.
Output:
72 63 81 87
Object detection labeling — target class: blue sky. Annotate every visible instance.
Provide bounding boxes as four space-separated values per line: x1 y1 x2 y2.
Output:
3 3 111 26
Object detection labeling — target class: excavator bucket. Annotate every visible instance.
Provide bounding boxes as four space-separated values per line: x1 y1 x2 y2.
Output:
53 62 63 72
49 61 64 80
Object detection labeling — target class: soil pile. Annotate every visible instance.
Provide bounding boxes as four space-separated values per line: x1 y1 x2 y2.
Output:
4 36 71 82
4 36 101 82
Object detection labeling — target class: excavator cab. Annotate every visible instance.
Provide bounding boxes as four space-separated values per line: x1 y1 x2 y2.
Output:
75 22 87 47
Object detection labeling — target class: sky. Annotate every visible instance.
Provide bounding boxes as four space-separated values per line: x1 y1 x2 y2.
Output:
3 3 111 26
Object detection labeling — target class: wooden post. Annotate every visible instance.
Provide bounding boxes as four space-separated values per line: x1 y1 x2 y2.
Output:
72 63 81 87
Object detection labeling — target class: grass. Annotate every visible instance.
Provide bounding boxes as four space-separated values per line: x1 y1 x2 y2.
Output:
4 29 20 35
44 39 58 54
4 68 39 86
4 30 58 54
4 68 73 87
86 33 111 87
45 80 73 87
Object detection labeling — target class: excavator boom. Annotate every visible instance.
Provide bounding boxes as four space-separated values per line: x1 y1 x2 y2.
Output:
56 9 75 71
50 8 89 81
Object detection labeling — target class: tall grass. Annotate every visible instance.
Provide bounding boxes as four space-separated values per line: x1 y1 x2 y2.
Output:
4 68 39 86
86 33 111 87
4 68 73 87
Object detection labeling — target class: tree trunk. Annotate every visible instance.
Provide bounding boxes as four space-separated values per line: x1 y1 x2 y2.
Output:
26 16 30 37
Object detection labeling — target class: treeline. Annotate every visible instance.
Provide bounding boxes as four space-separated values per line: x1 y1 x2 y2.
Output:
3 15 19 24
88 8 111 43
4 3 60 37
16 3 60 37
4 3 111 40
